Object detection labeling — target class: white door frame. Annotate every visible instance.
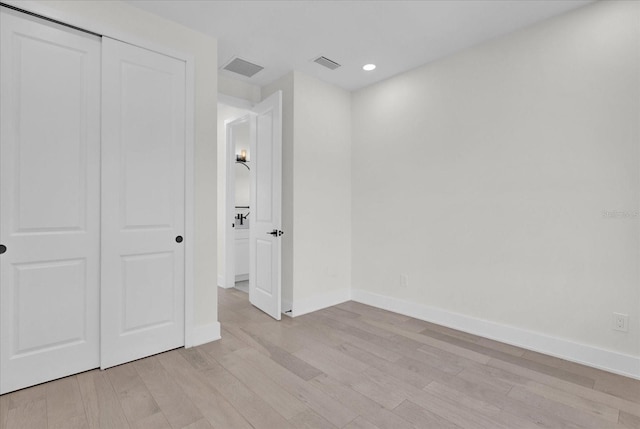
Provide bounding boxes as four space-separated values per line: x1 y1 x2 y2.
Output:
224 114 252 289
2 1 197 348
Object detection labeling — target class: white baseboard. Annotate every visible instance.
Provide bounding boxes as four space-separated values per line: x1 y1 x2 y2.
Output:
282 299 294 318
351 289 640 380
191 321 221 347
287 288 352 317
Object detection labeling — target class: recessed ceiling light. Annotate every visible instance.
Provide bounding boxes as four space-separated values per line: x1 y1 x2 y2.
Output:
362 64 376 71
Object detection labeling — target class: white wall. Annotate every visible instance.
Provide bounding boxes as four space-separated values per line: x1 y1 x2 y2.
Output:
219 75 261 104
292 72 352 310
262 72 352 315
22 0 219 331
352 0 639 375
234 123 251 208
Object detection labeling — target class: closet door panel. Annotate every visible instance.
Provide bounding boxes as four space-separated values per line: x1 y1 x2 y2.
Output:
101 37 186 369
0 9 101 394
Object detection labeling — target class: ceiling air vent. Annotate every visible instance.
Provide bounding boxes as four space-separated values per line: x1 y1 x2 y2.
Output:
313 56 341 70
222 57 264 78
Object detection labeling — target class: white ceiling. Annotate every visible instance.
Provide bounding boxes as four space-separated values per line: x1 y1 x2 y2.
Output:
127 0 594 91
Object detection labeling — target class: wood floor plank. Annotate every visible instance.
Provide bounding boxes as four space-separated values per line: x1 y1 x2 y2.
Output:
4 398 47 429
349 371 407 410
237 326 325 381
508 385 619 429
335 342 433 389
618 410 640 428
4 383 46 410
343 416 381 429
129 411 172 429
134 354 203 429
364 318 492 365
0 393 8 429
239 320 311 354
304 313 383 344
310 373 415 429
179 418 214 429
288 409 337 429
218 351 309 419
424 381 502 416
393 399 462 429
200 363 296 429
178 347 222 371
107 362 161 424
156 350 253 429
419 327 596 388
77 370 130 429
594 373 640 404
455 362 523 394
521 379 620 422
199 327 249 362
487 358 640 418
234 347 359 428
408 388 513 429
222 323 273 356
522 348 640 403
338 333 404 362
293 343 369 382
46 376 89 429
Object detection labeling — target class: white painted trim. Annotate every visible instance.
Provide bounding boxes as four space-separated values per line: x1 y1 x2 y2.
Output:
183 47 195 349
191 322 221 347
289 288 352 317
282 299 294 318
2 1 193 63
3 1 199 351
351 289 640 380
217 274 225 288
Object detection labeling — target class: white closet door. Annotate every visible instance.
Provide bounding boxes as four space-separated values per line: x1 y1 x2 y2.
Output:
101 37 186 369
0 9 101 394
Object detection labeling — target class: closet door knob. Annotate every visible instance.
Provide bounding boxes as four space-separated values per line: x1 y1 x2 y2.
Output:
175 236 183 243
0 244 6 254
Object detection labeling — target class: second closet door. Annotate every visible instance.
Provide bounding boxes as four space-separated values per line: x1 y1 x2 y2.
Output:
0 8 101 394
101 38 186 369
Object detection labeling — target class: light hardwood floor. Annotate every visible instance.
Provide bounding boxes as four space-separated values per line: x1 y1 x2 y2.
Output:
1 287 639 428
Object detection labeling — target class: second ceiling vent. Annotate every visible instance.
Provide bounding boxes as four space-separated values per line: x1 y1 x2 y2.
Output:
313 56 341 70
222 57 264 78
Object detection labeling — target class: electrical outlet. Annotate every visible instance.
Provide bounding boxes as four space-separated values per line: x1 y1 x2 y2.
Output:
400 274 409 288
613 313 629 332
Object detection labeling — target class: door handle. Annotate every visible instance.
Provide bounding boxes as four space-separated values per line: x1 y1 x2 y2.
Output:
0 244 6 254
267 229 284 237
175 236 183 243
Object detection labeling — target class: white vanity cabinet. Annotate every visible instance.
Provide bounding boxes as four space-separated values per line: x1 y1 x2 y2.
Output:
234 228 250 281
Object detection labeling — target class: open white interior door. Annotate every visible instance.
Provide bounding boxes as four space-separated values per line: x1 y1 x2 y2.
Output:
249 92 283 320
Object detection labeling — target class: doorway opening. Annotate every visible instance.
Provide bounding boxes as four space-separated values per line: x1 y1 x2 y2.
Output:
217 91 283 320
218 101 252 296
